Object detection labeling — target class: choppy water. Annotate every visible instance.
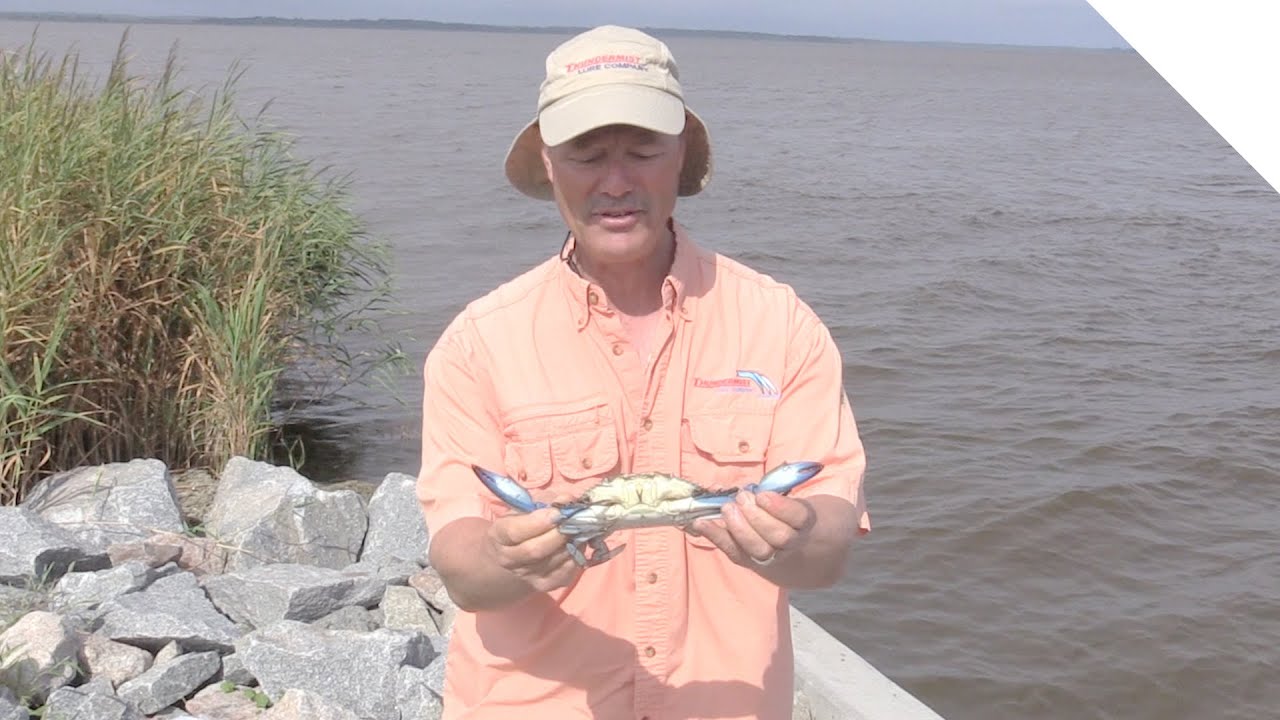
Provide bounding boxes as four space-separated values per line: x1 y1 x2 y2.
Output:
4 19 1278 720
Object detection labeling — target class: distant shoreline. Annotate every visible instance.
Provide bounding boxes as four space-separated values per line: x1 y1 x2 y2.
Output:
0 11 1133 52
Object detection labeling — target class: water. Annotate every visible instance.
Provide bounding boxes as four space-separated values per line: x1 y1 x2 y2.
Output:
4 19 1278 720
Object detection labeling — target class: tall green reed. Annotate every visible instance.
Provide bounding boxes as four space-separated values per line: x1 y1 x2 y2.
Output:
0 32 402 504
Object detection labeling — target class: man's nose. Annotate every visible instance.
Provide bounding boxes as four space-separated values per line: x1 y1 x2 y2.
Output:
598 155 634 197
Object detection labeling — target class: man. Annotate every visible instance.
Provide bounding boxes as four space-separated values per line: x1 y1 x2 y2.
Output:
417 24 871 720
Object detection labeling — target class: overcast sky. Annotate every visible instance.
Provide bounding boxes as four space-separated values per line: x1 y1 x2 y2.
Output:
0 0 1129 48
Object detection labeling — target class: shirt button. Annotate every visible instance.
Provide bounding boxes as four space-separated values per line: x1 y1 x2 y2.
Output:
518 470 527 482
646 572 657 584
587 290 599 305
582 457 593 469
641 417 653 431
644 646 656 658
612 344 624 356
738 440 750 453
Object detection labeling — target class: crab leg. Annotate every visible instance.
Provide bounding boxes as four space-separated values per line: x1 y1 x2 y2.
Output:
743 460 823 495
472 465 545 512
680 461 825 515
472 465 599 566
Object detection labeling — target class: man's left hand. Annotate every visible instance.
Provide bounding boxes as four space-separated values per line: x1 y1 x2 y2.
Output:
688 491 817 568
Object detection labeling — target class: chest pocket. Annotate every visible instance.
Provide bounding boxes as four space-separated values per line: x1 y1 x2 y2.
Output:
499 396 621 503
679 403 775 550
680 408 774 489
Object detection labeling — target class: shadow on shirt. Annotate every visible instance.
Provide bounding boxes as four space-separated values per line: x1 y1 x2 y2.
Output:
470 587 790 719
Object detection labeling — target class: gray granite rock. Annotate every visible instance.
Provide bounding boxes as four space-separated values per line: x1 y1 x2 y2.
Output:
49 560 163 613
43 677 143 720
202 562 386 629
0 686 27 720
0 507 109 586
97 571 240 653
235 620 434 720
396 664 445 720
360 472 430 567
204 457 368 572
22 458 185 547
116 650 221 715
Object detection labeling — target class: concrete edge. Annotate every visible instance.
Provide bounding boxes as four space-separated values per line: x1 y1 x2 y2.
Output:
790 605 946 720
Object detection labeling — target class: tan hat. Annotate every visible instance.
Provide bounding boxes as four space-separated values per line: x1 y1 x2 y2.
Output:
504 25 713 201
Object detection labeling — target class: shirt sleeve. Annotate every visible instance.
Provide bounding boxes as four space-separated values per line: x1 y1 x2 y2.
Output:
768 301 871 534
416 320 507 539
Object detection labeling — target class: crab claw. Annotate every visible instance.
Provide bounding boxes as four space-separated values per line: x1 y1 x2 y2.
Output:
472 465 590 527
744 461 823 495
472 465 547 513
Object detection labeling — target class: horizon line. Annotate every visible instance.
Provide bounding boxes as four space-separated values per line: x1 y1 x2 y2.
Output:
0 10 1135 53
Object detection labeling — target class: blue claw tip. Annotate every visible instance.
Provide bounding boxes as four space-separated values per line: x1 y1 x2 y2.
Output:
472 465 541 513
754 461 824 495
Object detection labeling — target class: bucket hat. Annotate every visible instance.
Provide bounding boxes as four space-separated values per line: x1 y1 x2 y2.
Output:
504 25 713 200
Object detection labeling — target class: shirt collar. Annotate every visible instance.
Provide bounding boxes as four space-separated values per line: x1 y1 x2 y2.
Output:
558 219 701 330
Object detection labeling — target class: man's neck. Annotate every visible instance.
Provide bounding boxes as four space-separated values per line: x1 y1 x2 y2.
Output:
569 225 676 318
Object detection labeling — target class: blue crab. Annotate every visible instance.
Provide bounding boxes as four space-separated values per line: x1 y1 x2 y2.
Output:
471 460 823 567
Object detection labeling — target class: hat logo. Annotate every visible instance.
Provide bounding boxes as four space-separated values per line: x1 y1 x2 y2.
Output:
565 54 648 74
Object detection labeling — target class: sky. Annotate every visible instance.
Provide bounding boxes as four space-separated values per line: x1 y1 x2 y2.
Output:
0 0 1130 49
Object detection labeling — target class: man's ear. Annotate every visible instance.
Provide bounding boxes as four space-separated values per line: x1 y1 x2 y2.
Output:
540 144 554 184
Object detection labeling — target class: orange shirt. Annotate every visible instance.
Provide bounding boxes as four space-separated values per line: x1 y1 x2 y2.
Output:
417 221 870 720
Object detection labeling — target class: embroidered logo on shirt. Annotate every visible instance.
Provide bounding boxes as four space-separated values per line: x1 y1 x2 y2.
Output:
693 370 780 398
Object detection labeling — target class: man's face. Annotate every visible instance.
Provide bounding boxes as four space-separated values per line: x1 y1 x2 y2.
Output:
541 123 686 269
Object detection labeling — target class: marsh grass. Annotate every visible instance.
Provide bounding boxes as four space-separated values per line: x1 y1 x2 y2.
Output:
0 33 402 504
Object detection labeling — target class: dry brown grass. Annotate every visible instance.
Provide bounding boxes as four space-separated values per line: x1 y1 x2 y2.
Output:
1 33 402 505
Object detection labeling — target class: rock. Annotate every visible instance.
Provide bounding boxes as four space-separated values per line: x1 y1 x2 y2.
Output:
21 458 185 548
0 584 45 629
42 677 143 720
381 585 438 637
146 531 230 576
408 569 446 607
0 457 464 720
424 636 449 698
312 606 380 633
202 563 383 629
0 507 109 586
106 538 184 570
49 560 163 613
151 708 199 719
0 611 82 704
204 457 367 572
360 472 430 567
154 640 184 665
0 686 28 720
115 650 221 715
183 682 264 719
396 664 445 720
78 632 154 689
97 571 240 653
235 620 434 720
261 687 363 719
219 650 256 686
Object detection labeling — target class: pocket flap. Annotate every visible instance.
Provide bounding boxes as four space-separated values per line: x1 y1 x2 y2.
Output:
549 424 620 481
503 439 553 489
685 412 772 464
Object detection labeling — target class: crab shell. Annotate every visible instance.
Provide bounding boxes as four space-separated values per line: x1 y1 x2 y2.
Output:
471 461 823 567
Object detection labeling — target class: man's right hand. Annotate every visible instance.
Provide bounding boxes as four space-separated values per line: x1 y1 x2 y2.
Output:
484 505 583 593
430 495 586 612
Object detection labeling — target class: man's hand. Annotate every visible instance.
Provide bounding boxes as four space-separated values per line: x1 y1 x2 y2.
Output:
688 491 858 589
430 493 585 612
484 506 582 593
689 491 816 565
